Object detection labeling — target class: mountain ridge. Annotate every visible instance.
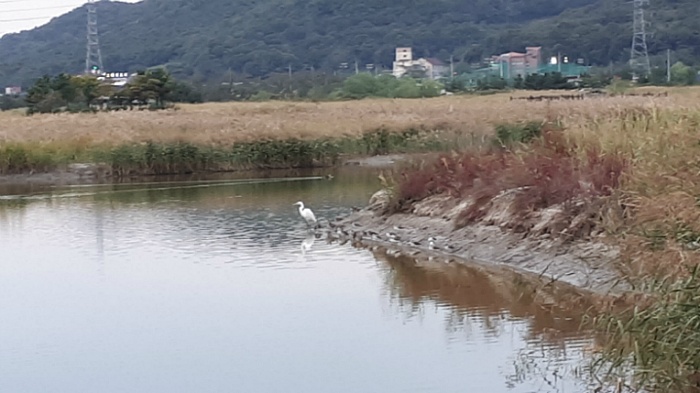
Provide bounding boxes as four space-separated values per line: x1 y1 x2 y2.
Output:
1 0 698 87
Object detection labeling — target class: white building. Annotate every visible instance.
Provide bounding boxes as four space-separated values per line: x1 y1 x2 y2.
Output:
392 47 414 77
392 47 448 80
97 72 135 87
4 86 21 96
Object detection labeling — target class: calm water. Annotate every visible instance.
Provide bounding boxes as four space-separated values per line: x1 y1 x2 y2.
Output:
0 168 598 393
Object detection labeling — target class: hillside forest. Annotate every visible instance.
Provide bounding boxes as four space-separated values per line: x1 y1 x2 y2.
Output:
0 0 699 88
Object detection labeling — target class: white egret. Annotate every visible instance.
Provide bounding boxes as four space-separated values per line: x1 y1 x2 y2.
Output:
294 201 318 229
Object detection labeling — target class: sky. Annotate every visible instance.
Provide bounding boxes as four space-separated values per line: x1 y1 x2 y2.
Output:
0 0 141 37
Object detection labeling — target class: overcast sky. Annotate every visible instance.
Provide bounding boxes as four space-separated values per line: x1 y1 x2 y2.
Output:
0 0 141 36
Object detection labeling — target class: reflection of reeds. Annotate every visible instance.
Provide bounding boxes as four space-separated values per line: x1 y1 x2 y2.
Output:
374 250 598 342
375 250 606 391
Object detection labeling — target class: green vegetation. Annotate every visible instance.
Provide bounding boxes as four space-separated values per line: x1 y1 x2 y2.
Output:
494 121 544 145
24 68 200 114
1 0 699 88
0 95 25 111
339 74 442 99
593 268 700 392
0 128 459 176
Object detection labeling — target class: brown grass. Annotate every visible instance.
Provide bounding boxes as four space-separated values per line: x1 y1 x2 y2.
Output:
392 86 700 279
1 88 696 148
396 125 627 235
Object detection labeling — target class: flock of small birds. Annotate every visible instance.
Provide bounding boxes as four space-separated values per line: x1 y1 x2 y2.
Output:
295 200 463 260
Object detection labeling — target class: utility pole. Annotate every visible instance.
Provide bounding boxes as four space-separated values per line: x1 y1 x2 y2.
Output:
666 48 671 83
630 0 651 79
228 67 233 93
85 0 104 75
557 52 562 73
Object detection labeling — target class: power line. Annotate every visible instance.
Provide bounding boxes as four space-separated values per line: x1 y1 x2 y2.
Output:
0 5 82 14
0 15 58 22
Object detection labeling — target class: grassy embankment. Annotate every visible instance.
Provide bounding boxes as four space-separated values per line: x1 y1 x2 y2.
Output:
0 96 542 176
384 86 700 391
0 91 677 176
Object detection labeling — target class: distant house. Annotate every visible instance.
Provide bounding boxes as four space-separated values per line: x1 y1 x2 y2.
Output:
4 86 21 96
392 47 448 80
417 58 449 80
96 72 135 88
494 47 543 79
392 47 416 78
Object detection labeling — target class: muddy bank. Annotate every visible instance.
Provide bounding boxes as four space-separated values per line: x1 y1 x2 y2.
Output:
329 191 629 301
342 153 435 168
0 154 407 188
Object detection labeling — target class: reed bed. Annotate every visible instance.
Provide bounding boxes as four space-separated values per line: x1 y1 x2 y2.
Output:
1 89 692 146
1 88 694 175
383 86 700 392
387 87 700 277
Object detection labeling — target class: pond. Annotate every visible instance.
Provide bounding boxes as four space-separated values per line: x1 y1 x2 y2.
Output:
0 168 599 392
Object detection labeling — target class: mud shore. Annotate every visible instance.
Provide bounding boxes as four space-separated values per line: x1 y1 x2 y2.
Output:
0 154 413 188
328 191 629 302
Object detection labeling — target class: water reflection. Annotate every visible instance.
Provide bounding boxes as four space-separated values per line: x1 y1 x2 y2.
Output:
375 251 601 392
301 233 317 254
0 168 600 393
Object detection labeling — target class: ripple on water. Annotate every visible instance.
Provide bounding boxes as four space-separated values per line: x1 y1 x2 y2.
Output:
0 176 602 393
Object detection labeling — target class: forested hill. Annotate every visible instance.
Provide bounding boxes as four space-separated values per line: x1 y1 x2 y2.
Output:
1 0 698 87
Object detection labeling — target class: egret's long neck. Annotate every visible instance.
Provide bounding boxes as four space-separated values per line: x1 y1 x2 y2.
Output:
298 203 304 212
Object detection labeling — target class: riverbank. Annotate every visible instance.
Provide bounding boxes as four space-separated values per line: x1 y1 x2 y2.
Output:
325 88 700 392
0 87 690 178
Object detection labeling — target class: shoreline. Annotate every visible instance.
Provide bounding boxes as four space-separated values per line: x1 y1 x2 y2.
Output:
1 155 629 303
327 191 632 308
0 153 414 188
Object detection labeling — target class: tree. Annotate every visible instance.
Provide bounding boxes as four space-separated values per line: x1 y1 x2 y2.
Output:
513 74 524 89
341 73 380 99
124 68 174 108
25 75 52 114
670 61 696 86
71 76 103 106
166 81 203 103
0 95 26 111
23 69 190 114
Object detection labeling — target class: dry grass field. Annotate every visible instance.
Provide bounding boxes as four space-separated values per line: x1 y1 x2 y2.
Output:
2 87 697 147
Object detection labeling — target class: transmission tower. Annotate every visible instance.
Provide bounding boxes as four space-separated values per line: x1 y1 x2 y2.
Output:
630 0 651 79
85 0 104 75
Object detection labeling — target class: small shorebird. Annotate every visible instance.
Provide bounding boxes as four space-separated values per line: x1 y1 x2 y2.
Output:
428 237 439 250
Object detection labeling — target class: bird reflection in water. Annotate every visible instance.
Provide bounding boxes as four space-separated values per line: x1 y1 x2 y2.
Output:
301 233 316 255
